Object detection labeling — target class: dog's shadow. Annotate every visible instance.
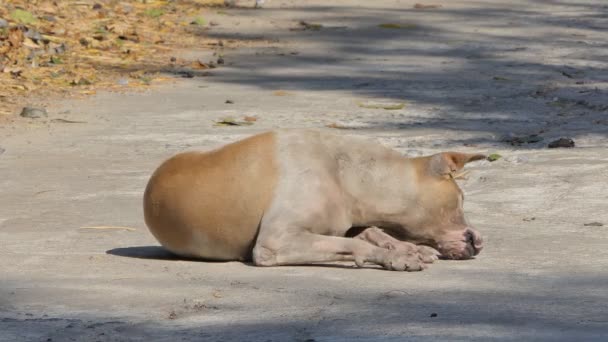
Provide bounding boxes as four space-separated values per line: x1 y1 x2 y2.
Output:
106 246 358 269
106 246 232 263
106 246 181 260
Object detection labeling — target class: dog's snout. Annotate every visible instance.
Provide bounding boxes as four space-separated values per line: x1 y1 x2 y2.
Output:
465 228 483 255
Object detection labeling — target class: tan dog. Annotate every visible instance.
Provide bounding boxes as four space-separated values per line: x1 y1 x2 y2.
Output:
144 130 485 271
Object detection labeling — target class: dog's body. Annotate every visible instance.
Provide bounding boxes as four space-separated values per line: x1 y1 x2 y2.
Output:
144 130 485 271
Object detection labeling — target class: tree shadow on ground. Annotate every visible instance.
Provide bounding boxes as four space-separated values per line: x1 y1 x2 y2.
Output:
187 1 607 143
84 1 607 145
2 270 607 341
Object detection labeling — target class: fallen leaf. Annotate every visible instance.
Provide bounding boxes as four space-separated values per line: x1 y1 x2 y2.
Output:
357 101 406 110
8 28 24 48
273 90 291 96
503 134 543 145
191 17 206 26
378 23 417 29
51 118 87 123
243 116 257 122
299 21 323 30
326 123 342 129
192 60 210 69
144 8 164 18
11 9 37 25
79 226 137 231
414 3 442 9
487 153 502 162
214 117 254 126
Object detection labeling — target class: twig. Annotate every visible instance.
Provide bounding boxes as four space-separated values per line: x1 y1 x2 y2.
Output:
79 226 137 231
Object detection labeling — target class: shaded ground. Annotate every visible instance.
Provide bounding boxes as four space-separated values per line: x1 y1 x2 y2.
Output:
1 0 607 341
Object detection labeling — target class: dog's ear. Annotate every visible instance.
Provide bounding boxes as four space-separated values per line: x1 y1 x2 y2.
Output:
429 152 486 178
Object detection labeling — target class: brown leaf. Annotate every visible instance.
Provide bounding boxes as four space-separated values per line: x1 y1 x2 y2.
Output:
273 90 291 96
8 28 24 48
413 3 442 9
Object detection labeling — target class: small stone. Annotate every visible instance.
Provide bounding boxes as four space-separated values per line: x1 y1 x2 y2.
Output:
120 4 133 14
217 57 224 64
117 78 129 86
225 100 234 104
430 313 438 317
170 56 176 62
405 149 424 157
20 107 48 118
548 138 575 148
25 29 43 42
178 71 194 78
50 43 66 55
53 28 66 36
583 222 603 227
504 155 529 164
0 18 9 28
92 3 103 10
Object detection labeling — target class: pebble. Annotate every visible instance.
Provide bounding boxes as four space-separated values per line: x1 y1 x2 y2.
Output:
25 28 43 42
548 138 575 148
0 18 8 28
504 155 529 164
405 149 424 157
20 107 48 119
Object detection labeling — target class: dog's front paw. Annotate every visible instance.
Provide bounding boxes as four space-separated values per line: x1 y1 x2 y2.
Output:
417 245 441 263
382 251 426 272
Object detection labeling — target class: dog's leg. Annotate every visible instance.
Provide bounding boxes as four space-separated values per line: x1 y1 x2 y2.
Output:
252 232 425 271
354 227 440 263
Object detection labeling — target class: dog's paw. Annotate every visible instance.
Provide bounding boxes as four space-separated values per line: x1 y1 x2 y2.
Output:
383 252 426 272
417 245 441 263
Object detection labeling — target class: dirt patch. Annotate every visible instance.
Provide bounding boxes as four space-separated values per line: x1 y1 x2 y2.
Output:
0 0 274 117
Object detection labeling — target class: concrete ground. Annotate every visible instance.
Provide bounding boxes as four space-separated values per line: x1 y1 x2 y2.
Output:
1 0 607 341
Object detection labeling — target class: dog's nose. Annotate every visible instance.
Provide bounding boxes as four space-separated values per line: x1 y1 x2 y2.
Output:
465 228 483 255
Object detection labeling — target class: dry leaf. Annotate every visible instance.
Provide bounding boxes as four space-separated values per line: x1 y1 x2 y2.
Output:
214 117 254 126
378 23 417 29
273 90 291 96
357 101 406 110
79 226 137 231
413 3 442 9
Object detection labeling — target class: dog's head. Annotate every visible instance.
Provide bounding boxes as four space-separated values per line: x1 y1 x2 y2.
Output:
402 152 485 260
